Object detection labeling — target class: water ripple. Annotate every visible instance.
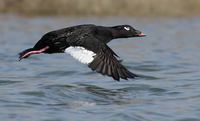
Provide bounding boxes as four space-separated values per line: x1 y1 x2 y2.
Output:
0 16 200 121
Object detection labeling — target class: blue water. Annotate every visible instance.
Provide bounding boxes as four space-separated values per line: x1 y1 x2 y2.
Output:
0 15 200 121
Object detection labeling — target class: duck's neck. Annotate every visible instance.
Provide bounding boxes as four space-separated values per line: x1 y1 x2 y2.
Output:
95 26 129 43
95 26 116 43
110 29 124 39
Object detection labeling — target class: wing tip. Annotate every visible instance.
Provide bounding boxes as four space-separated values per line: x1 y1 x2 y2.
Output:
112 72 138 81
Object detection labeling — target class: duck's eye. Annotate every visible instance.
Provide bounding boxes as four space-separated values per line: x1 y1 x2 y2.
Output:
124 26 130 31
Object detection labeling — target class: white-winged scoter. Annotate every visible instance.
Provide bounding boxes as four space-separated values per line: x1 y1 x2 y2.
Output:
19 24 146 81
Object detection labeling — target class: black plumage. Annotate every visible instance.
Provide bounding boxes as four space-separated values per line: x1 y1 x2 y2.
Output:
19 24 145 81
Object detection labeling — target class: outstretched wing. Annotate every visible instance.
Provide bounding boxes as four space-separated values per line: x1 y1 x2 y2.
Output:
88 44 137 81
56 27 138 81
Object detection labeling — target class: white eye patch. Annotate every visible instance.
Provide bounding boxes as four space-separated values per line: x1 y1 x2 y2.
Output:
124 26 130 31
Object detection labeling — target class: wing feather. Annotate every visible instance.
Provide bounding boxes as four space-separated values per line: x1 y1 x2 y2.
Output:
62 30 137 81
88 44 137 81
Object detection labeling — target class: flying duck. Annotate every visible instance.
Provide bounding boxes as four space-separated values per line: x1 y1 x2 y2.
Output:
19 24 146 81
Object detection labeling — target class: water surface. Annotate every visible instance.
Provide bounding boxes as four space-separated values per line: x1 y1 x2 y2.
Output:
0 15 200 121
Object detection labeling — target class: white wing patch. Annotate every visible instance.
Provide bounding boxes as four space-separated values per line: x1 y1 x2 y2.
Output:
65 46 96 64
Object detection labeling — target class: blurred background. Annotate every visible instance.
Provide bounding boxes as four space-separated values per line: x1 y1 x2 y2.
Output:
0 0 200 121
1 0 200 17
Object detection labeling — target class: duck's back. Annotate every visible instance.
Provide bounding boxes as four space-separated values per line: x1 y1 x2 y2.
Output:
34 24 96 49
50 24 96 39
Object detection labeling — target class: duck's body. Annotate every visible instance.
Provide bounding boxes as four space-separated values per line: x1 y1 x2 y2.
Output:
19 24 145 81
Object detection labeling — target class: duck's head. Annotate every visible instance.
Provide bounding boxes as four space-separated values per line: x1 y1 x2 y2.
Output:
111 25 146 38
